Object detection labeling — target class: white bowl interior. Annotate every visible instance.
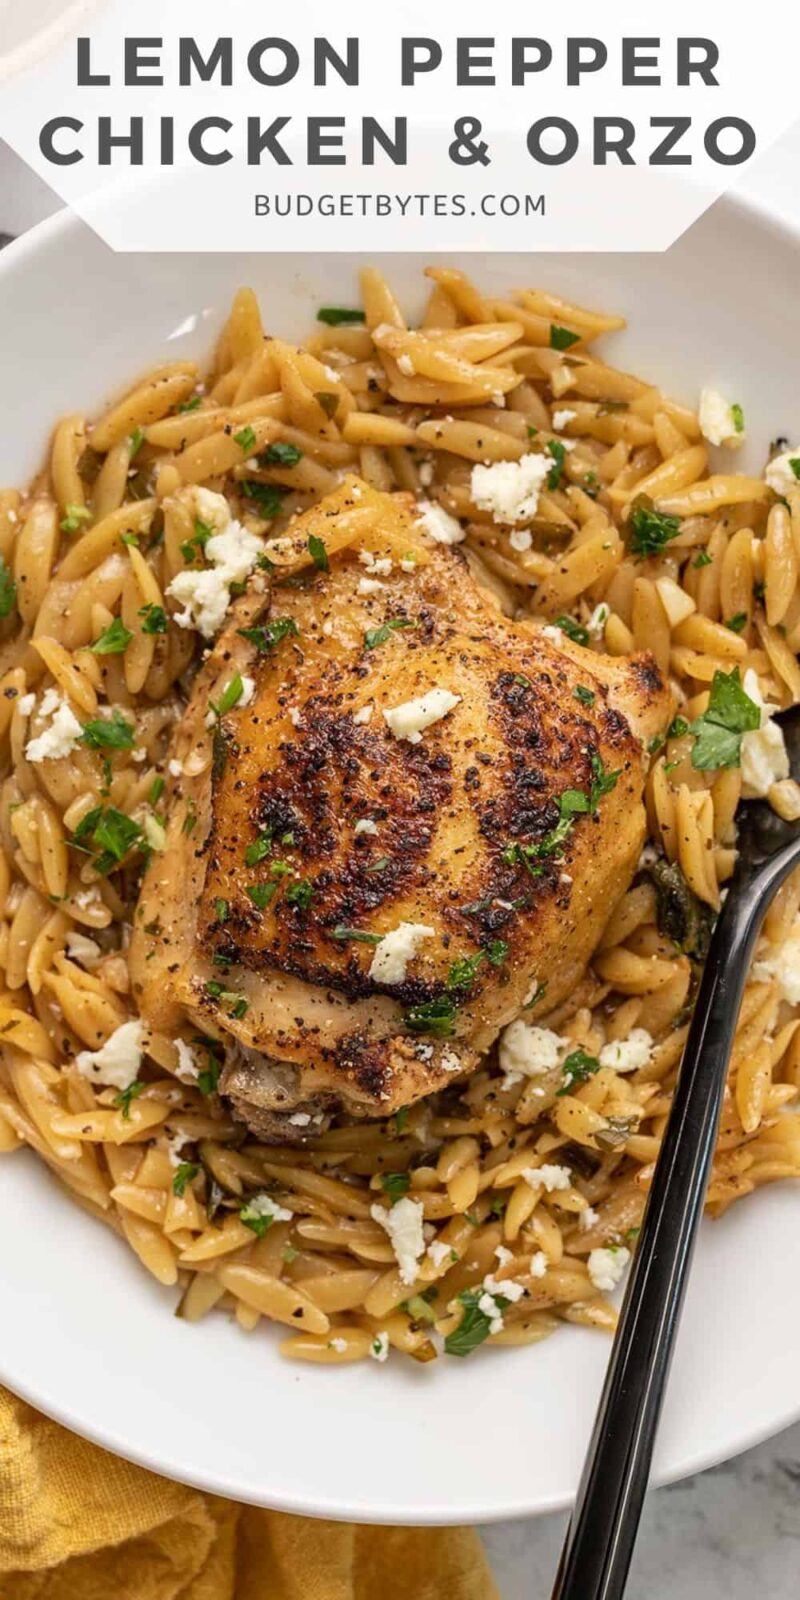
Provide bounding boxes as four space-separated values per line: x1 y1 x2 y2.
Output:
1 202 800 1523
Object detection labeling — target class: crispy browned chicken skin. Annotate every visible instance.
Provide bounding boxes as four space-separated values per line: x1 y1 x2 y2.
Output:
130 478 671 1138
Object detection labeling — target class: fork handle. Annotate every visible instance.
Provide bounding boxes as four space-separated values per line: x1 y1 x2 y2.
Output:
550 851 796 1600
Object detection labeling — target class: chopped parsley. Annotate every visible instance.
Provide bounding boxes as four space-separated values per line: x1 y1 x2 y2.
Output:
317 306 366 325
668 716 690 739
692 548 713 569
574 685 596 707
557 1047 601 1096
138 603 168 635
589 751 621 810
308 533 329 571
233 425 257 452
546 438 568 491
446 952 485 992
246 882 278 910
180 518 213 564
182 799 197 836
789 458 800 482
210 674 244 717
128 427 145 460
486 939 509 967
394 1107 410 1134
725 612 748 634
284 878 314 909
550 325 581 352
403 996 457 1038
240 1199 278 1237
241 481 285 518
688 667 760 770
238 618 299 652
0 557 17 618
197 1058 220 1096
315 392 339 419
364 617 415 650
79 711 135 751
172 1162 199 1197
261 441 303 466
214 897 229 922
90 618 133 654
204 982 248 1019
71 805 143 873
556 614 590 646
113 1079 144 1119
176 394 202 414
60 504 92 534
444 1287 510 1357
330 925 382 944
245 830 273 866
731 403 745 435
629 500 682 559
379 1171 411 1202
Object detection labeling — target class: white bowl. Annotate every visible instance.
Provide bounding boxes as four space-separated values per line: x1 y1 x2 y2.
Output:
2 198 800 1524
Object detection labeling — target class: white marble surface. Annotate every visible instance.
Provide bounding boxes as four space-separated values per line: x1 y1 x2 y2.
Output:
2 118 800 1599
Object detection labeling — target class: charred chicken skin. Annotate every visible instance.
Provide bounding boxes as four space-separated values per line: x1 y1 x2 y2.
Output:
130 477 672 1138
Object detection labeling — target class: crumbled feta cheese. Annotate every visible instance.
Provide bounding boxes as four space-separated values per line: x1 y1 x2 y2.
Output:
143 815 167 853
238 675 256 708
529 1251 548 1278
439 1048 463 1075
509 528 533 552
174 1039 199 1084
354 817 378 835
765 450 800 498
353 703 373 725
65 932 102 966
499 1021 566 1080
288 1112 312 1127
588 1246 631 1293
599 1028 653 1075
329 1337 347 1353
383 687 460 744
359 552 393 576
324 365 340 385
369 921 435 984
288 707 302 727
655 576 696 627
370 1196 426 1284
168 758 183 778
166 490 264 638
131 747 147 763
579 1206 600 1233
358 576 385 596
698 388 745 449
482 1272 526 1304
396 353 416 376
25 691 83 764
477 1290 506 1334
470 454 550 525
542 624 563 643
75 1020 146 1091
752 916 800 1003
370 1331 390 1362
241 1193 294 1226
523 1164 572 1194
427 1239 452 1269
740 669 789 798
552 409 577 431
16 693 35 716
165 1131 192 1168
495 1244 514 1269
416 499 465 545
418 459 434 488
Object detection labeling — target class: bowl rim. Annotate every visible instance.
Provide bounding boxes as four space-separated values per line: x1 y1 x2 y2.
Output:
3 186 800 1525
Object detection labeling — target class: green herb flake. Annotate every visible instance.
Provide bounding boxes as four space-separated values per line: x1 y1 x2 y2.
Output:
689 666 760 771
331 925 382 945
629 500 682 559
197 1058 220 1096
71 805 143 873
60 503 92 534
262 441 303 466
246 881 278 910
241 481 285 519
314 392 339 420
446 952 485 992
120 532 140 549
285 878 314 910
176 394 202 414
128 427 145 460
90 618 133 655
79 710 135 752
789 459 800 482
149 776 165 806
0 556 17 619
138 603 168 635
364 617 415 650
172 1162 199 1197
692 548 713 569
403 996 457 1038
113 1080 144 1120
589 751 621 811
546 438 567 491
379 1171 411 1202
308 533 329 571
549 325 581 352
485 939 509 968
574 685 596 707
556 614 590 646
725 612 748 634
731 403 745 435
393 1107 410 1134
234 425 257 453
211 674 244 718
244 830 273 867
237 618 299 652
557 1047 601 1096
668 716 690 739
444 1287 511 1357
317 307 366 326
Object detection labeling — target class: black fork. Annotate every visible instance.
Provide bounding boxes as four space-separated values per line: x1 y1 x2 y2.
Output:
551 705 800 1600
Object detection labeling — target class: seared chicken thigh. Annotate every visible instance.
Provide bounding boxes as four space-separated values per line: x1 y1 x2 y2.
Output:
131 478 671 1137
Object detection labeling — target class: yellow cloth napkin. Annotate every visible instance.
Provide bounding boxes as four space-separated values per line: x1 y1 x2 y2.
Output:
0 1388 498 1600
